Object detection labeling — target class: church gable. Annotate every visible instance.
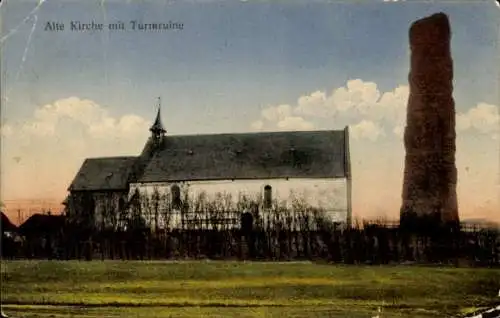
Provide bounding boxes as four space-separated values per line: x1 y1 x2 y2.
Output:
138 130 347 183
69 156 138 191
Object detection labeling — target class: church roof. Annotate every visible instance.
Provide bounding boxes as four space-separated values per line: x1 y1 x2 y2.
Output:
68 156 138 191
138 129 348 183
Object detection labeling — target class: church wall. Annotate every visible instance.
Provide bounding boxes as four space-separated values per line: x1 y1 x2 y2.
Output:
129 178 348 229
68 191 128 229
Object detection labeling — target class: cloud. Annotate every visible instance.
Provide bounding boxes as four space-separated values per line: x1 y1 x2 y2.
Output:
456 102 499 138
295 90 331 117
89 114 150 138
293 80 384 118
350 120 385 141
331 79 381 114
23 97 103 136
2 97 151 199
276 116 314 131
19 97 150 139
252 79 408 140
375 85 408 124
251 78 497 142
261 104 292 122
255 103 314 132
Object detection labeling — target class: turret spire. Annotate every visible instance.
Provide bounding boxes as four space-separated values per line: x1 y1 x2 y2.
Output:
150 96 166 135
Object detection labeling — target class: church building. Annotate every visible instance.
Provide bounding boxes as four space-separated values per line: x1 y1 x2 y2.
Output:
66 101 352 230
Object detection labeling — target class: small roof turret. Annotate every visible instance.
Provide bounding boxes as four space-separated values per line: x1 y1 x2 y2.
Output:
150 97 166 135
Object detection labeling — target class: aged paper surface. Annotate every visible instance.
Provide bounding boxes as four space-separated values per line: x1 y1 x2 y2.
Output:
0 1 499 317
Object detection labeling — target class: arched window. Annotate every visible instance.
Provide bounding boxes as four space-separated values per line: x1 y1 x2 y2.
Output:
263 185 272 209
171 184 181 209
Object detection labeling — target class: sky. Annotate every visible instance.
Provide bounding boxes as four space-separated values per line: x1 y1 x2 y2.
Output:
0 0 499 223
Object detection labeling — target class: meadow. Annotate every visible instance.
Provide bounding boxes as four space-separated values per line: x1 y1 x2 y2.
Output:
1 261 499 317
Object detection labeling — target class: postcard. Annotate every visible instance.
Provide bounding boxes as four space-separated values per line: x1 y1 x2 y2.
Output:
1 0 499 317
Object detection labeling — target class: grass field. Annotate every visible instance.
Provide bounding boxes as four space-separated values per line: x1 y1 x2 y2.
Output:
1 261 499 317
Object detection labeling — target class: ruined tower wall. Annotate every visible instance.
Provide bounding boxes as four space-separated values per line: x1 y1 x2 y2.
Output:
400 13 459 224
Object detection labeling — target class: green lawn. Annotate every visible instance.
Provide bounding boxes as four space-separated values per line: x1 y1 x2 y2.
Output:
1 261 499 317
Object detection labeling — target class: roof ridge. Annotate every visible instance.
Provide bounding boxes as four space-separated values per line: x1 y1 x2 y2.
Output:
85 156 137 160
162 129 345 138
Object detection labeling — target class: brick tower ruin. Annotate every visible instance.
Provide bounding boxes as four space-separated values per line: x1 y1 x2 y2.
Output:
400 13 460 227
